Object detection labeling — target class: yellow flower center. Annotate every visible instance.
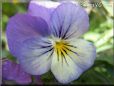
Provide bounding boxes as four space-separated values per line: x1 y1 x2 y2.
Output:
54 40 68 60
53 39 76 61
49 37 77 62
55 41 66 50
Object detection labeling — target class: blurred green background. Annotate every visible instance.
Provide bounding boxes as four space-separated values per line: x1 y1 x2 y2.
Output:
1 0 114 85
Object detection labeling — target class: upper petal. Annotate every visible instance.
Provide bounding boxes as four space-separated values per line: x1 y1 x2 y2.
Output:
51 39 96 84
2 59 31 84
28 0 60 24
6 14 50 57
50 2 89 39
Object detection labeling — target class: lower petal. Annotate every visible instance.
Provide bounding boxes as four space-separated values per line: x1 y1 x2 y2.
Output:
51 39 96 84
51 51 82 84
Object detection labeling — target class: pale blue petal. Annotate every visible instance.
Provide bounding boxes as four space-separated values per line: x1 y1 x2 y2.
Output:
50 2 89 39
18 36 53 75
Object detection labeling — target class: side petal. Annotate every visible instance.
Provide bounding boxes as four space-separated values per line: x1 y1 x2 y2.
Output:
28 0 60 24
50 2 89 39
67 39 96 70
2 59 31 84
18 37 53 75
51 39 96 84
6 14 50 57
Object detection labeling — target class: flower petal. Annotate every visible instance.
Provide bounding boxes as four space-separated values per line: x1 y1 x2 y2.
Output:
30 0 60 9
18 36 53 75
67 39 96 70
2 59 31 84
50 2 89 39
51 50 82 84
51 39 96 84
28 0 60 24
6 14 50 57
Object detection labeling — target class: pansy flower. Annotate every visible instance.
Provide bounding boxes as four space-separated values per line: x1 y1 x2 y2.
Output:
6 1 96 84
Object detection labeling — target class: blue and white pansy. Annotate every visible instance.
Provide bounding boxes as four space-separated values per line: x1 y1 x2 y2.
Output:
6 1 96 84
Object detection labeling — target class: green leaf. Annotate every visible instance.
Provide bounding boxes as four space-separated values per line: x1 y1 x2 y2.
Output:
97 49 113 65
95 29 113 47
97 44 112 53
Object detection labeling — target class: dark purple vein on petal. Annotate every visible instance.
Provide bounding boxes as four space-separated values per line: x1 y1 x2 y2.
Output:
64 46 79 56
61 49 69 66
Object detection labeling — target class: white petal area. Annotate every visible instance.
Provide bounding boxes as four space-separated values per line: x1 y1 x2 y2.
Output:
18 37 53 75
50 2 89 39
51 51 82 84
67 39 96 70
51 39 96 84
